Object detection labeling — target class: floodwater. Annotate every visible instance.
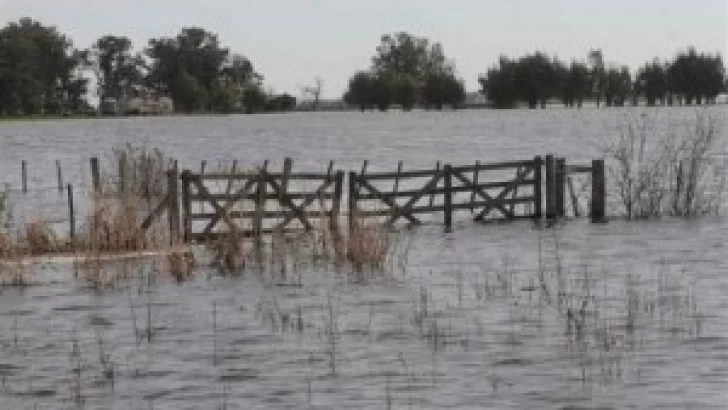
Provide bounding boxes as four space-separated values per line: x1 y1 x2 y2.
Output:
0 107 727 409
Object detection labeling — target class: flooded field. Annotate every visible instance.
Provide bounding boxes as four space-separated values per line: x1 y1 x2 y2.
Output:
0 107 726 408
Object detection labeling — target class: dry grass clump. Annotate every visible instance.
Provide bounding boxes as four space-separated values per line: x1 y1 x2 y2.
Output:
25 218 61 255
167 248 196 282
113 143 171 200
210 229 247 272
604 111 724 219
78 195 158 253
345 219 389 268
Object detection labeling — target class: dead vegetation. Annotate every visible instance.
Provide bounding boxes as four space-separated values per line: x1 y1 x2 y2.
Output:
604 111 725 219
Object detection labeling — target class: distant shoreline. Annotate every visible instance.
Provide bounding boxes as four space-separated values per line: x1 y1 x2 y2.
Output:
2 102 726 123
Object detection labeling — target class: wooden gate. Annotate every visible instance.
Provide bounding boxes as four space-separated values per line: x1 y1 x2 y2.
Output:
180 160 344 242
349 157 543 229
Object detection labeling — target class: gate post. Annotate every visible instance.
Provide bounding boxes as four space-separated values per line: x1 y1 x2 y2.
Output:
555 158 566 219
90 157 101 194
348 171 359 232
331 171 344 231
532 156 543 220
167 163 180 245
545 155 555 220
443 164 453 232
591 159 606 223
180 170 191 243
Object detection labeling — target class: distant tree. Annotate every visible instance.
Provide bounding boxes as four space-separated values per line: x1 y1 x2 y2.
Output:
344 71 375 110
588 49 607 107
370 75 393 111
479 56 519 109
0 18 87 115
636 59 668 106
242 85 266 113
514 52 561 108
393 74 417 111
146 27 230 111
604 66 632 107
87 35 144 102
372 32 452 82
422 72 465 109
665 48 723 105
561 61 590 107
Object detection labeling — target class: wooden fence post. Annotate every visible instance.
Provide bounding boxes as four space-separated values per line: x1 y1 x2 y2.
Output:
90 157 101 194
348 171 358 232
555 158 566 219
281 157 293 195
56 160 63 193
331 171 344 231
545 155 555 220
532 156 543 220
67 183 75 243
21 160 27 194
167 165 180 245
443 164 453 232
591 159 606 223
118 152 127 195
429 161 440 207
180 170 191 243
470 160 480 213
254 169 265 241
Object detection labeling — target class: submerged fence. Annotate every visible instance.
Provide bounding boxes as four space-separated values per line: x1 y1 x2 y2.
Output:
8 154 606 244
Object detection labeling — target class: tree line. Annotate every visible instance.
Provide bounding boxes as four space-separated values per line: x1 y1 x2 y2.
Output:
480 48 726 109
0 18 295 116
1 18 726 116
344 32 466 111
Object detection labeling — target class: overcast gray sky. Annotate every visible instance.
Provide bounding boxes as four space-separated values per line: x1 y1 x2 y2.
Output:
2 0 726 98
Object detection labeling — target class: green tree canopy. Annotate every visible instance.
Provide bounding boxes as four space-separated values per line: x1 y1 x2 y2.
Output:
345 32 464 111
0 18 87 115
146 27 260 112
88 35 144 101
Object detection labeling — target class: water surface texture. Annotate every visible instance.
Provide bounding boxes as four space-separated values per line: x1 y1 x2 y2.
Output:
0 108 726 409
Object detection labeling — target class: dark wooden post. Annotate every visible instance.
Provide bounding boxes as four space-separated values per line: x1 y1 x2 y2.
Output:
90 157 101 194
118 152 126 195
21 160 27 193
330 171 344 231
532 156 542 220
555 158 566 219
545 155 555 220
443 164 453 232
254 169 265 241
180 170 191 243
429 161 441 207
281 157 293 195
167 165 180 245
56 160 63 193
348 171 358 232
67 183 75 243
510 166 521 217
591 159 606 223
470 160 480 213
393 160 403 193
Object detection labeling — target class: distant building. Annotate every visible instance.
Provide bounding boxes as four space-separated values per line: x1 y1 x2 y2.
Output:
716 93 728 104
100 97 119 115
463 91 488 108
120 91 174 115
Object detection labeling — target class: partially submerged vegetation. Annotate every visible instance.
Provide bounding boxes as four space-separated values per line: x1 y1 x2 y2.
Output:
604 111 725 219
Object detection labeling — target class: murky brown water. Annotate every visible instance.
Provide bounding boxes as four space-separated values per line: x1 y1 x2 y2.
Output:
0 108 726 409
